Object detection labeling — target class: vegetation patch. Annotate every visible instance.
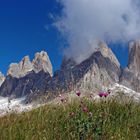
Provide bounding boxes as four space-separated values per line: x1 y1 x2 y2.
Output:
0 97 140 140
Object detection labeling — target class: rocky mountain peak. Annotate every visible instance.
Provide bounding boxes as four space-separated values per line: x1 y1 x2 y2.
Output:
19 56 33 74
97 42 120 68
119 40 140 92
32 51 53 76
7 51 53 78
7 56 33 78
128 40 140 76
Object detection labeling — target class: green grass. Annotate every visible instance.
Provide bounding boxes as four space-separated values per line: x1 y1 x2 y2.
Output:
0 98 140 140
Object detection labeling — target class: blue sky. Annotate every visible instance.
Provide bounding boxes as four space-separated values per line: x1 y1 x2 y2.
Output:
0 0 129 75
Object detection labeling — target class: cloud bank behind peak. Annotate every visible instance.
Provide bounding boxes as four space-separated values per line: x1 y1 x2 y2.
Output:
55 0 140 63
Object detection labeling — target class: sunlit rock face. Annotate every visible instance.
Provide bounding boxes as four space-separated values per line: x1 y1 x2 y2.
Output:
32 51 53 76
120 40 140 92
7 51 53 78
0 51 53 97
7 56 33 78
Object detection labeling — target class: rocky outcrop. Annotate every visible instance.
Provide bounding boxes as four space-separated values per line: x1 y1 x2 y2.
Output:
0 51 53 97
120 40 140 92
0 72 5 86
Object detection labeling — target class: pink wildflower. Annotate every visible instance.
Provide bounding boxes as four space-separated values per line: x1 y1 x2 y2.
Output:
76 90 81 97
98 92 109 97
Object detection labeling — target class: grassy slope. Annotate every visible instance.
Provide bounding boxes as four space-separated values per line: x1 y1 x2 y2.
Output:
0 98 140 140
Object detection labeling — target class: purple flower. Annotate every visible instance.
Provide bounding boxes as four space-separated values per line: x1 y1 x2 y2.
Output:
98 92 109 97
76 91 81 97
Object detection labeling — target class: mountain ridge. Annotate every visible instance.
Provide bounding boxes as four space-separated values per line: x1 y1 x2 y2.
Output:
0 41 139 102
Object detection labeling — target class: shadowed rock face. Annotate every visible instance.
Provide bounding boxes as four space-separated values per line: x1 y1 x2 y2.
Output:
0 51 53 98
120 41 140 92
0 71 51 97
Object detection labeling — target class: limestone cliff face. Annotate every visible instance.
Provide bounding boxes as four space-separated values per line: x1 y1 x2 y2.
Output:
120 40 140 92
0 51 53 97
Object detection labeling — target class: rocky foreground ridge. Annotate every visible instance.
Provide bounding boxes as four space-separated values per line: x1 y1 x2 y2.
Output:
0 41 139 102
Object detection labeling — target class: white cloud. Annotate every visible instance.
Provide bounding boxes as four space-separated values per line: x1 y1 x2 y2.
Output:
55 0 140 63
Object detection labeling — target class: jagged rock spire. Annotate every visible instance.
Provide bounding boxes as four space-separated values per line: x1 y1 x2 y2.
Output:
120 40 140 92
97 42 120 68
7 51 53 78
7 56 33 78
128 40 140 77
32 51 53 76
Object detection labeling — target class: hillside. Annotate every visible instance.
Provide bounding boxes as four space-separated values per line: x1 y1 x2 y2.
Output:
0 97 140 140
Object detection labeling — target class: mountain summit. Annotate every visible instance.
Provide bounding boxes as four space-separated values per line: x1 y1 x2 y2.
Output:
8 56 33 78
48 42 121 96
7 51 53 78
